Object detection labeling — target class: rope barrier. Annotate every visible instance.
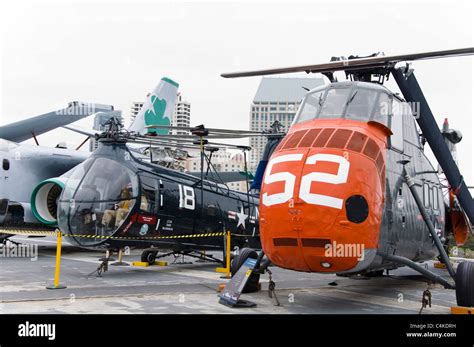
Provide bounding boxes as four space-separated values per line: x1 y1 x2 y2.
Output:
1 229 258 241
0 229 227 240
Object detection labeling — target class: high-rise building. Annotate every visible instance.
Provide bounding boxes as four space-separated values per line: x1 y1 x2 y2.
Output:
89 111 123 151
171 93 191 135
129 92 190 134
185 149 248 192
129 101 144 127
249 77 325 172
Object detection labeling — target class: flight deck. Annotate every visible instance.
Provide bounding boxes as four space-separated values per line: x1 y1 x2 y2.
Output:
0 235 458 314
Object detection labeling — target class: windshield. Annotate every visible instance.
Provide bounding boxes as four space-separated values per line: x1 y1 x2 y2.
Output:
60 157 95 202
297 90 325 123
345 89 378 121
294 85 390 126
319 88 352 118
58 157 139 246
372 92 391 127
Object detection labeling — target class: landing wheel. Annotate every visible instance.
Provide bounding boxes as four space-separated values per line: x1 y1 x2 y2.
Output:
141 250 157 265
231 248 260 293
455 262 474 307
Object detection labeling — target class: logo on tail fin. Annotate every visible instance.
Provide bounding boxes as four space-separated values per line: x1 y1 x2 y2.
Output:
144 95 170 134
128 77 179 136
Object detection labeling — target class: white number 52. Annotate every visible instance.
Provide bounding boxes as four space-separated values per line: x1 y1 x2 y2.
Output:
262 153 350 209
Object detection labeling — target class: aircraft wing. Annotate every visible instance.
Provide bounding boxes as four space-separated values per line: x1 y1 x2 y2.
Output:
0 102 114 142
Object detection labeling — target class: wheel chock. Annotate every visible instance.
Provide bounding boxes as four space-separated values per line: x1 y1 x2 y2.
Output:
132 261 150 267
451 306 473 314
132 261 168 267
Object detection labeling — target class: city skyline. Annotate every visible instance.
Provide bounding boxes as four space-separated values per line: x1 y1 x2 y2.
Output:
249 77 324 171
0 1 472 183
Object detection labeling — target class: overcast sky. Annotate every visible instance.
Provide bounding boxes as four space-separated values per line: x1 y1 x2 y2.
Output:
0 0 472 182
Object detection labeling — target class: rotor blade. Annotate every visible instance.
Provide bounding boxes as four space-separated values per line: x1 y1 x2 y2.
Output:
63 125 99 137
131 141 238 152
221 47 474 78
143 137 251 149
145 124 265 135
128 139 205 151
131 136 216 149
141 133 273 139
129 137 248 150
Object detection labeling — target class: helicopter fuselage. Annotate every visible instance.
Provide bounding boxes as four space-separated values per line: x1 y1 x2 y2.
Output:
55 140 260 252
259 81 445 275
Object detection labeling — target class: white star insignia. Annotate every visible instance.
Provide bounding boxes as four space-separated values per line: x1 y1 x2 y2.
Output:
236 206 248 229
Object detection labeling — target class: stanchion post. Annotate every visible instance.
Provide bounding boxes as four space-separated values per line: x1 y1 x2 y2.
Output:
46 230 67 289
225 230 231 277
216 230 232 278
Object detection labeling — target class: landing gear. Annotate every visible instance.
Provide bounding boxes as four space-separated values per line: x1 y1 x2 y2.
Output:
231 248 260 293
141 250 157 265
111 248 129 266
89 249 114 277
455 262 474 307
139 248 224 266
379 166 455 285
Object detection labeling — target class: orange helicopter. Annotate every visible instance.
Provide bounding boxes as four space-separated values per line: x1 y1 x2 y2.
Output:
219 48 474 308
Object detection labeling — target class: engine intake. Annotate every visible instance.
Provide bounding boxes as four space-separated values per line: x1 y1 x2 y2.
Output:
31 178 65 226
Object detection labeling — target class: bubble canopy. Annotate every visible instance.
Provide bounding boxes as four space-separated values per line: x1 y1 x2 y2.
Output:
58 149 139 247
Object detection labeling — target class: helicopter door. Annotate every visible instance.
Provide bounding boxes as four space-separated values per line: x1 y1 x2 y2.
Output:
193 188 225 235
137 174 160 236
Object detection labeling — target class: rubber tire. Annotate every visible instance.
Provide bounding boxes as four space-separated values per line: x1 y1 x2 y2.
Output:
231 248 260 293
455 261 474 307
141 250 157 265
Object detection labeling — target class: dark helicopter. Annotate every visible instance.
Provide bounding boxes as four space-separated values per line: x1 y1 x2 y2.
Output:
30 117 284 265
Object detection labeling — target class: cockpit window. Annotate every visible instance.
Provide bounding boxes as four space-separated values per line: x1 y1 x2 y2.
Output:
297 90 325 123
319 88 352 118
345 89 378 121
60 157 95 202
72 157 138 203
58 157 138 245
294 84 393 126
372 92 391 127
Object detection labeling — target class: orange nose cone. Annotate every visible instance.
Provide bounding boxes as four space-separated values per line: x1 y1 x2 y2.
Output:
260 120 386 273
